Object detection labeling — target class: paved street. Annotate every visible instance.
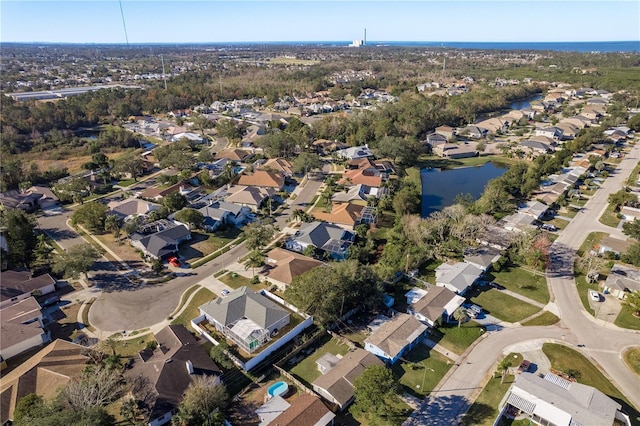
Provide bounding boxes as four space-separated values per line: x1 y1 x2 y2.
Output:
87 172 325 334
406 143 640 425
37 209 85 250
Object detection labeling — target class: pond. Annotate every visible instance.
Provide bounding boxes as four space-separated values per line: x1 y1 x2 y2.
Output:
509 94 543 110
421 162 508 217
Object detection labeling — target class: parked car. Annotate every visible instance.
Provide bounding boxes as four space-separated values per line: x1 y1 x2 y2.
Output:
221 289 230 296
518 360 531 374
489 282 506 290
168 256 180 267
589 290 601 302
541 224 557 232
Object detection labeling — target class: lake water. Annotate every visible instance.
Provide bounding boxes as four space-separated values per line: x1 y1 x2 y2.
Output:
421 162 507 217
509 94 543 110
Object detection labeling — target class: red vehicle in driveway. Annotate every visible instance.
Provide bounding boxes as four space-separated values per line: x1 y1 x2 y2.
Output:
168 256 180 267
518 360 531 374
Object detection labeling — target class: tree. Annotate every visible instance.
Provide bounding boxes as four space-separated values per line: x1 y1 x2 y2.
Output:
350 365 402 423
285 260 382 325
622 291 640 316
215 119 243 143
172 376 228 426
59 365 123 410
608 188 637 209
32 234 54 271
162 192 188 213
160 150 194 171
496 358 511 384
53 243 101 281
104 214 122 239
114 155 146 181
150 257 164 275
1 209 37 268
622 219 640 240
243 250 264 276
243 222 275 251
71 202 109 233
209 341 234 370
13 393 46 424
175 208 204 230
54 176 88 204
453 307 468 327
292 152 322 177
392 185 420 215
627 113 640 132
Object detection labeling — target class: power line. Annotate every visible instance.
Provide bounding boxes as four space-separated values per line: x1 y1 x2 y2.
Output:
118 0 129 46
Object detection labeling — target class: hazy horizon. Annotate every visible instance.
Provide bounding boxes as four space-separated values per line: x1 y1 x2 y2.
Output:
2 1 639 45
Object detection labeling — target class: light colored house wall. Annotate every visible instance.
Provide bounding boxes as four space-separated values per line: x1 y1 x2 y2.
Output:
1 332 47 360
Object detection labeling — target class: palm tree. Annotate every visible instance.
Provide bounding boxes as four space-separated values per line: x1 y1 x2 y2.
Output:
497 359 511 384
244 250 264 277
453 307 468 328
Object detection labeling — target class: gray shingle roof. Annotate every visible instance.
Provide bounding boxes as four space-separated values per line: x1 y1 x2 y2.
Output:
199 287 289 329
294 221 353 250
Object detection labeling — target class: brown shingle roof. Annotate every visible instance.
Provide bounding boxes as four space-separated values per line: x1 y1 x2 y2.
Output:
0 271 55 303
258 158 294 175
338 168 382 187
265 248 324 285
215 149 252 162
364 313 428 359
268 394 334 426
313 203 365 227
238 170 285 188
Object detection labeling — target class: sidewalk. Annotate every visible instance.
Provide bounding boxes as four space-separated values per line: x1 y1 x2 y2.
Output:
422 337 460 362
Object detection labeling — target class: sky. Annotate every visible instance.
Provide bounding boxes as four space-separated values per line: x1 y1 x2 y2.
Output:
2 1 639 44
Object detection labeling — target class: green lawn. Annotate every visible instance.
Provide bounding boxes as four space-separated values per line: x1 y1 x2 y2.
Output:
615 306 640 330
219 272 253 289
113 334 156 358
521 311 560 326
117 178 136 187
418 259 443 284
432 321 485 355
489 264 550 304
180 228 242 261
289 338 351 386
626 163 640 186
548 217 569 230
392 344 453 397
623 347 640 376
461 353 522 426
461 375 515 426
577 232 608 257
469 289 541 323
172 285 200 316
171 287 215 329
599 203 621 228
542 343 640 424
574 271 601 315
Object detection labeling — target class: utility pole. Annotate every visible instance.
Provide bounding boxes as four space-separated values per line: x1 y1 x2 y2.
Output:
160 55 168 90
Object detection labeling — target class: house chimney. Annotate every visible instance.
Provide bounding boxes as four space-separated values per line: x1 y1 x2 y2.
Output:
186 360 194 375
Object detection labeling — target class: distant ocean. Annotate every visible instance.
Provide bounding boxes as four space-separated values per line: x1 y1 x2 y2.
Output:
212 40 640 52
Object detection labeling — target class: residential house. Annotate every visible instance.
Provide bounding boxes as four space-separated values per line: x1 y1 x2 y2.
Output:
130 223 191 260
499 372 629 426
433 143 478 159
426 133 448 150
520 139 554 155
312 348 384 411
407 286 465 327
435 262 483 295
555 122 580 139
171 132 205 144
562 116 590 129
0 297 50 363
285 221 354 260
108 198 161 222
216 149 253 162
263 248 324 290
620 206 640 222
338 167 383 187
312 139 348 155
225 185 275 212
499 212 537 233
535 127 564 140
256 394 335 426
0 340 88 424
404 287 428 305
258 158 294 176
603 264 640 300
198 286 290 354
0 270 56 309
331 184 384 204
476 117 509 134
460 125 487 139
312 203 376 230
124 325 222 426
335 145 374 161
0 186 59 213
477 225 516 251
598 236 632 257
364 313 428 365
463 246 502 272
197 204 232 232
587 97 608 106
140 181 195 201
238 170 285 190
214 201 250 226
435 126 456 140
519 200 548 220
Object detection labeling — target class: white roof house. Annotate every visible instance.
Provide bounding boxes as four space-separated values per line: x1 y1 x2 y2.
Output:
335 145 374 160
435 262 483 294
500 372 629 426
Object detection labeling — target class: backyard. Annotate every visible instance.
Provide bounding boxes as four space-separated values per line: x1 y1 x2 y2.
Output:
288 337 352 386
